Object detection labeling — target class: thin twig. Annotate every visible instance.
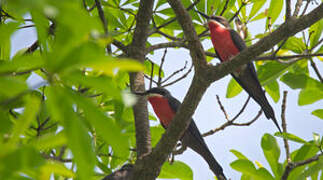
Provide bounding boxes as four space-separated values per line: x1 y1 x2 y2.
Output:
24 40 39 54
216 95 229 121
148 0 201 36
160 61 188 84
161 65 193 88
157 48 167 86
281 91 291 163
229 2 246 23
273 39 288 56
310 59 323 83
301 0 311 16
18 25 35 29
203 109 262 136
256 53 323 60
285 0 291 19
149 60 154 89
156 29 182 41
94 0 111 54
144 74 158 85
293 0 303 17
205 52 323 61
146 41 187 54
220 0 230 16
231 96 251 121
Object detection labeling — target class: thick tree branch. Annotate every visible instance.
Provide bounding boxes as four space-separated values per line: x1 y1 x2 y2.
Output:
130 0 212 179
127 0 155 161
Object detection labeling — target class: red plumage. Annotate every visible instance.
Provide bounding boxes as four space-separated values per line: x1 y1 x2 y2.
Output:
148 96 175 127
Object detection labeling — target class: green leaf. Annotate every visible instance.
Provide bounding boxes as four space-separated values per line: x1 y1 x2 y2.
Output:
264 80 280 102
309 19 323 49
159 161 193 180
274 132 307 144
298 88 323 106
0 109 12 134
90 59 144 76
10 95 41 144
261 133 282 177
230 149 249 160
293 144 319 162
282 37 306 54
31 10 49 53
0 146 45 179
50 41 143 75
40 161 75 179
47 86 95 180
280 73 307 89
257 61 290 85
231 159 257 175
266 0 283 26
0 54 44 75
0 77 28 98
66 88 130 158
31 132 67 150
313 133 321 147
312 109 323 119
226 77 243 98
150 125 164 147
0 22 19 60
61 70 121 98
249 0 266 20
251 11 267 22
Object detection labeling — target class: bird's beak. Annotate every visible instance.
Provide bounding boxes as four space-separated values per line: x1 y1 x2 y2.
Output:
195 10 210 19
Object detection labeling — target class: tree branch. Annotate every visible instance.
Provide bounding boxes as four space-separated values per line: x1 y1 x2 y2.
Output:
285 0 291 19
128 0 155 162
281 153 323 180
146 41 187 54
310 59 323 83
293 0 303 17
281 91 291 163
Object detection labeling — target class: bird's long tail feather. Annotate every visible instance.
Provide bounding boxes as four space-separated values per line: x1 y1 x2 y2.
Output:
181 121 226 180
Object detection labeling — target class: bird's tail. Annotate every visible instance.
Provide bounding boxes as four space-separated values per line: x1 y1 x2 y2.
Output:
232 66 282 133
253 93 282 133
181 121 226 180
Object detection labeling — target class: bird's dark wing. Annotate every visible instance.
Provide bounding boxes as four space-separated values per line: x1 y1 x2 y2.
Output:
166 95 226 178
229 29 247 51
229 28 260 85
167 95 181 113
166 95 206 148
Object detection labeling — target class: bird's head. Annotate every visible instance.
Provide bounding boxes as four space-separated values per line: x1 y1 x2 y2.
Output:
195 10 230 29
134 87 171 99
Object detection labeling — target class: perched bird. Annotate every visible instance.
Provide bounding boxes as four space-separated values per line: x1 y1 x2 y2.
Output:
196 11 281 132
135 87 226 180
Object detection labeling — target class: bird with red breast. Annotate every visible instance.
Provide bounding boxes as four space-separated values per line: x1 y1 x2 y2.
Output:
135 87 226 180
195 10 281 132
